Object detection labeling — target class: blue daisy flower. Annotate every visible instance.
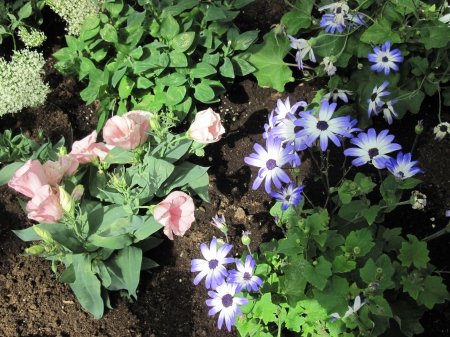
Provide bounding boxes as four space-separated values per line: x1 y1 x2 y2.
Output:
270 182 305 211
368 40 403 75
385 152 423 180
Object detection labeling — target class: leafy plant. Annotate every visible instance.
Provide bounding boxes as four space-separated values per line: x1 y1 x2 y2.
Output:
53 0 258 131
247 0 450 130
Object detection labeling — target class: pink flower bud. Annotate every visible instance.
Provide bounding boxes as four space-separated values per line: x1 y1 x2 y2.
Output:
188 108 225 144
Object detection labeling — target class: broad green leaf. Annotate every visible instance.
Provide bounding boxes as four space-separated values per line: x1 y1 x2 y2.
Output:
172 32 195 52
112 67 127 87
133 215 163 242
280 254 308 304
332 255 356 273
417 275 449 309
360 255 395 290
127 10 146 28
280 0 313 35
103 254 127 290
194 82 215 102
166 86 186 105
88 233 133 249
219 57 234 78
285 301 306 332
160 73 187 87
0 161 24 185
80 15 100 41
144 156 175 191
277 231 303 256
18 2 32 20
136 77 153 89
248 32 292 92
160 14 179 41
360 17 401 44
231 56 256 76
188 172 210 202
408 56 429 77
116 246 142 299
103 146 135 164
418 25 450 49
157 162 209 196
141 257 159 270
97 216 144 237
401 275 424 300
97 260 111 288
204 5 226 21
304 256 332 290
313 276 349 316
354 173 376 194
169 51 188 67
60 264 76 283
118 75 134 99
338 200 366 224
104 0 124 17
252 293 278 324
233 30 259 51
398 235 430 269
345 228 375 257
394 0 417 15
361 205 380 225
69 254 104 319
391 300 425 336
189 62 217 78
100 24 118 43
397 178 422 189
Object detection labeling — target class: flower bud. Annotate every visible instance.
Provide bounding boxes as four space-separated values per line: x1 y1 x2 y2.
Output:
71 185 84 201
241 230 251 246
312 260 318 266
376 267 383 274
353 246 361 254
26 245 45 255
59 186 75 214
33 225 54 244
58 146 68 156
357 63 363 70
415 120 424 134
149 114 161 132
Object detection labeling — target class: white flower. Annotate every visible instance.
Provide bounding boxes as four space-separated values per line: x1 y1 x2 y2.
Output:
288 35 316 70
377 100 398 125
433 122 450 140
322 88 353 103
322 56 337 76
330 296 365 322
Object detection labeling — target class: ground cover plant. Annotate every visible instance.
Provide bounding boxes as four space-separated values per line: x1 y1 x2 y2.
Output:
0 0 449 336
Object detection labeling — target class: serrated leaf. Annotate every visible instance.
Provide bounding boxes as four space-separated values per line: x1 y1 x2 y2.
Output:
248 32 292 92
332 255 356 273
360 17 401 44
398 235 430 269
361 205 380 225
304 256 332 290
401 275 424 299
280 0 313 35
345 228 375 257
285 301 306 332
417 275 449 309
418 25 450 49
313 276 349 316
253 293 279 324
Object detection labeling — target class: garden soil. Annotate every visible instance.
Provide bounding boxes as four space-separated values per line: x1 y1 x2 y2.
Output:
0 1 449 336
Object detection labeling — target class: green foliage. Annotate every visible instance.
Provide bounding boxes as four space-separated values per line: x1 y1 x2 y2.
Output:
53 0 257 131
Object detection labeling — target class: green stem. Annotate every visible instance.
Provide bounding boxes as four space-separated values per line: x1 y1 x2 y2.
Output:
421 223 450 242
161 134 190 156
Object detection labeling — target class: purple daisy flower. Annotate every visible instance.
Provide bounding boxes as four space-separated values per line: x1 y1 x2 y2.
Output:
385 152 423 180
367 81 390 117
244 136 295 193
206 282 249 332
270 182 305 211
191 237 234 289
228 255 263 292
368 40 403 75
343 128 402 169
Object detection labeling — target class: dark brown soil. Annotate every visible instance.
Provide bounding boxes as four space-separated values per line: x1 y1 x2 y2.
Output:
0 1 449 336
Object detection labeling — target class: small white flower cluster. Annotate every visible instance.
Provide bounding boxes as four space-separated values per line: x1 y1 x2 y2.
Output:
0 49 50 116
17 26 47 48
45 0 105 36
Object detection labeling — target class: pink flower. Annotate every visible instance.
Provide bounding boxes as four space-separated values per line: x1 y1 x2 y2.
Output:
103 110 153 150
69 131 113 164
153 191 195 240
8 159 48 198
188 108 225 143
59 155 79 176
43 160 64 186
26 185 63 223
70 131 99 164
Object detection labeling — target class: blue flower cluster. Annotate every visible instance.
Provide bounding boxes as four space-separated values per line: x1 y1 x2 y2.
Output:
190 236 263 332
319 2 365 34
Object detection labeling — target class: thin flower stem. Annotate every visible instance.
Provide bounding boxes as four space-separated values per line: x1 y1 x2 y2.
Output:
308 147 329 197
421 223 450 242
410 133 420 154
246 244 252 255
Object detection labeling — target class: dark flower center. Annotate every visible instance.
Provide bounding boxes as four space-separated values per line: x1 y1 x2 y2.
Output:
382 103 388 110
398 171 404 178
336 7 342 14
370 93 378 102
284 194 292 202
317 121 329 131
368 148 379 159
333 88 339 94
222 294 233 308
294 125 303 134
440 125 448 132
209 259 219 269
382 56 389 63
266 159 276 170
243 272 251 281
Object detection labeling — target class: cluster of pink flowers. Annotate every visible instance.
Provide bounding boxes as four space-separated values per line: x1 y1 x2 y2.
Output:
8 108 224 239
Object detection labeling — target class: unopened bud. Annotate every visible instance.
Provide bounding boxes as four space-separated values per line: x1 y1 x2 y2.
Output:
71 185 84 201
357 63 363 70
33 225 54 244
59 186 75 214
376 267 383 274
149 114 161 131
415 120 424 134
58 146 68 156
241 230 251 246
26 245 45 255
353 246 361 254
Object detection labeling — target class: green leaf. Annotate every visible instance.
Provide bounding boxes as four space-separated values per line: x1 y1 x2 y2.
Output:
418 25 450 49
304 256 332 290
417 275 449 309
103 146 135 164
248 32 292 92
69 254 104 319
88 233 133 249
280 0 313 35
219 57 234 78
231 56 255 76
133 215 163 242
361 205 380 225
100 24 118 43
360 255 395 290
313 276 349 316
157 162 209 196
360 17 401 44
285 301 306 332
398 235 430 269
332 255 356 273
160 14 179 41
166 86 187 106
0 161 24 185
280 255 307 304
80 15 100 41
127 10 146 28
60 264 76 283
408 56 429 77
118 75 134 99
189 62 217 78
169 51 188 67
172 32 195 52
345 228 375 257
160 73 187 87
18 2 32 20
252 293 279 324
397 178 422 190
233 30 259 51
277 231 303 255
116 246 142 299
112 67 127 87
194 82 215 102
188 172 210 202
204 5 226 21
354 172 376 193
401 275 424 300
136 77 153 89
